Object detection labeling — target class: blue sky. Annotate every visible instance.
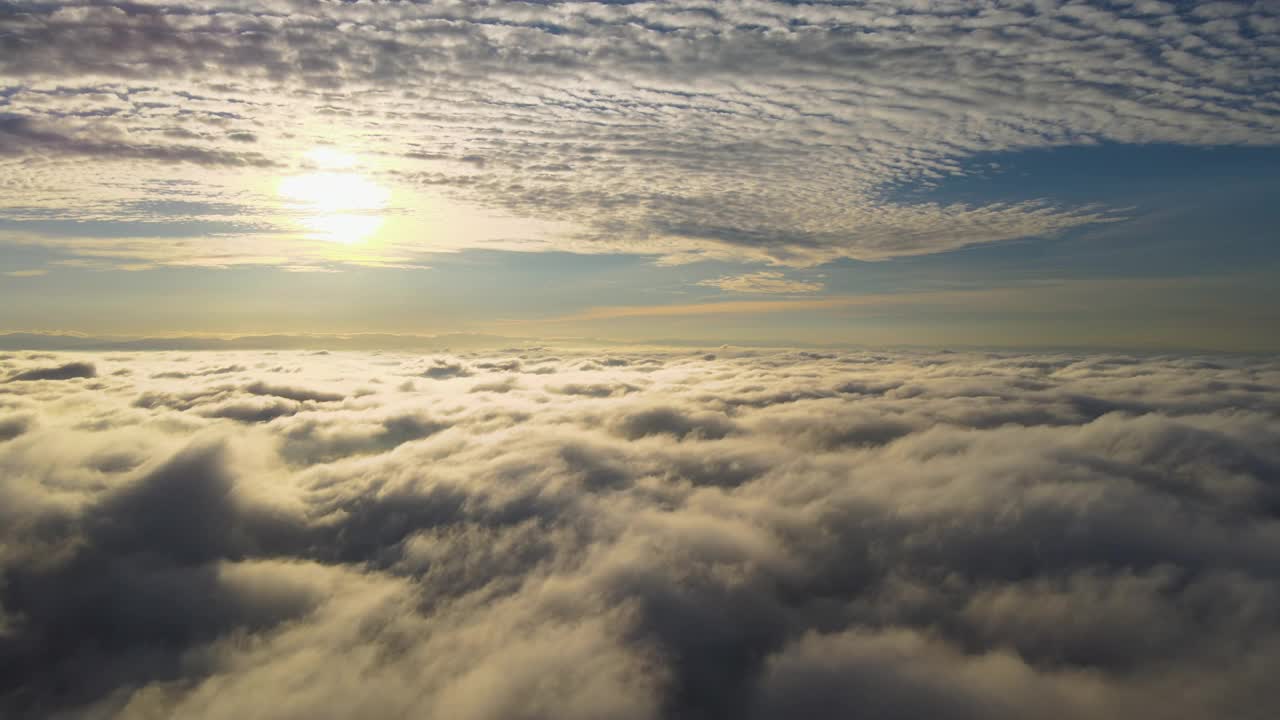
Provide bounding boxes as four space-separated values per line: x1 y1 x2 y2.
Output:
1 0 1277 350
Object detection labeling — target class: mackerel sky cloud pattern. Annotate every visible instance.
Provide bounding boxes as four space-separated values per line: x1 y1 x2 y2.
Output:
2 1 1277 268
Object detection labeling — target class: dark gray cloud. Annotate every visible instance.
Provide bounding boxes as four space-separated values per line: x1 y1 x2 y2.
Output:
277 412 450 466
421 359 472 379
0 115 277 167
551 382 642 398
5 360 96 381
0 413 33 441
0 348 1279 718
201 398 302 423
243 381 344 403
611 406 738 441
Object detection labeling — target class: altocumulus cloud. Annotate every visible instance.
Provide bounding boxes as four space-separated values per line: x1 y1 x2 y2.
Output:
0 1 1277 268
1 348 1279 718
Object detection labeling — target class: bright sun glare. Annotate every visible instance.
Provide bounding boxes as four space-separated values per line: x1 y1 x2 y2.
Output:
278 149 390 244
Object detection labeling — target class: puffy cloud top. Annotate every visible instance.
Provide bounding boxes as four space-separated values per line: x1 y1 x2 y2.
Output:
1 347 1279 718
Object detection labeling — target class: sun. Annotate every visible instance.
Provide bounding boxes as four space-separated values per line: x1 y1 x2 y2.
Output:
278 172 389 213
278 150 390 245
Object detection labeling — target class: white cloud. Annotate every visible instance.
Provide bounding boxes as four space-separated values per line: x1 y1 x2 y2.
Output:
1 347 1279 717
697 271 824 294
0 1 1275 267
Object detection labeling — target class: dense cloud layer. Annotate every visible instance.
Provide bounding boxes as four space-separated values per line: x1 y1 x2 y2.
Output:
1 347 1279 718
1 1 1277 268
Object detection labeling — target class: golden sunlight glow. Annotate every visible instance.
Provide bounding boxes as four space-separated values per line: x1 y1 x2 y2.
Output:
279 172 389 211
278 154 390 244
303 147 358 170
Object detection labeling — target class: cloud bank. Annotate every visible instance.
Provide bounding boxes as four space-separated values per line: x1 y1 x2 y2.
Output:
1 347 1279 718
1 1 1277 267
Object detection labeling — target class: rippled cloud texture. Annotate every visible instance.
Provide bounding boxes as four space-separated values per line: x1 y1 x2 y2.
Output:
2 348 1280 718
3 1 1278 267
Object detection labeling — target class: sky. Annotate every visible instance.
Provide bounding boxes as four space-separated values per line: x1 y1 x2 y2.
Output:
3 5 1280 716
1 0 1278 350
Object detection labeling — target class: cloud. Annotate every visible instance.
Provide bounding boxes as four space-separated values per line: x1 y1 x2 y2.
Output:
153 364 246 379
421 359 472 379
0 413 34 441
243 381 344 403
754 628 1105 720
201 397 302 423
469 377 521 394
1 2 1276 267
0 115 277 167
6 360 96 381
1 347 1279 718
551 382 641 398
610 406 738 441
698 271 824 295
277 412 449 466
